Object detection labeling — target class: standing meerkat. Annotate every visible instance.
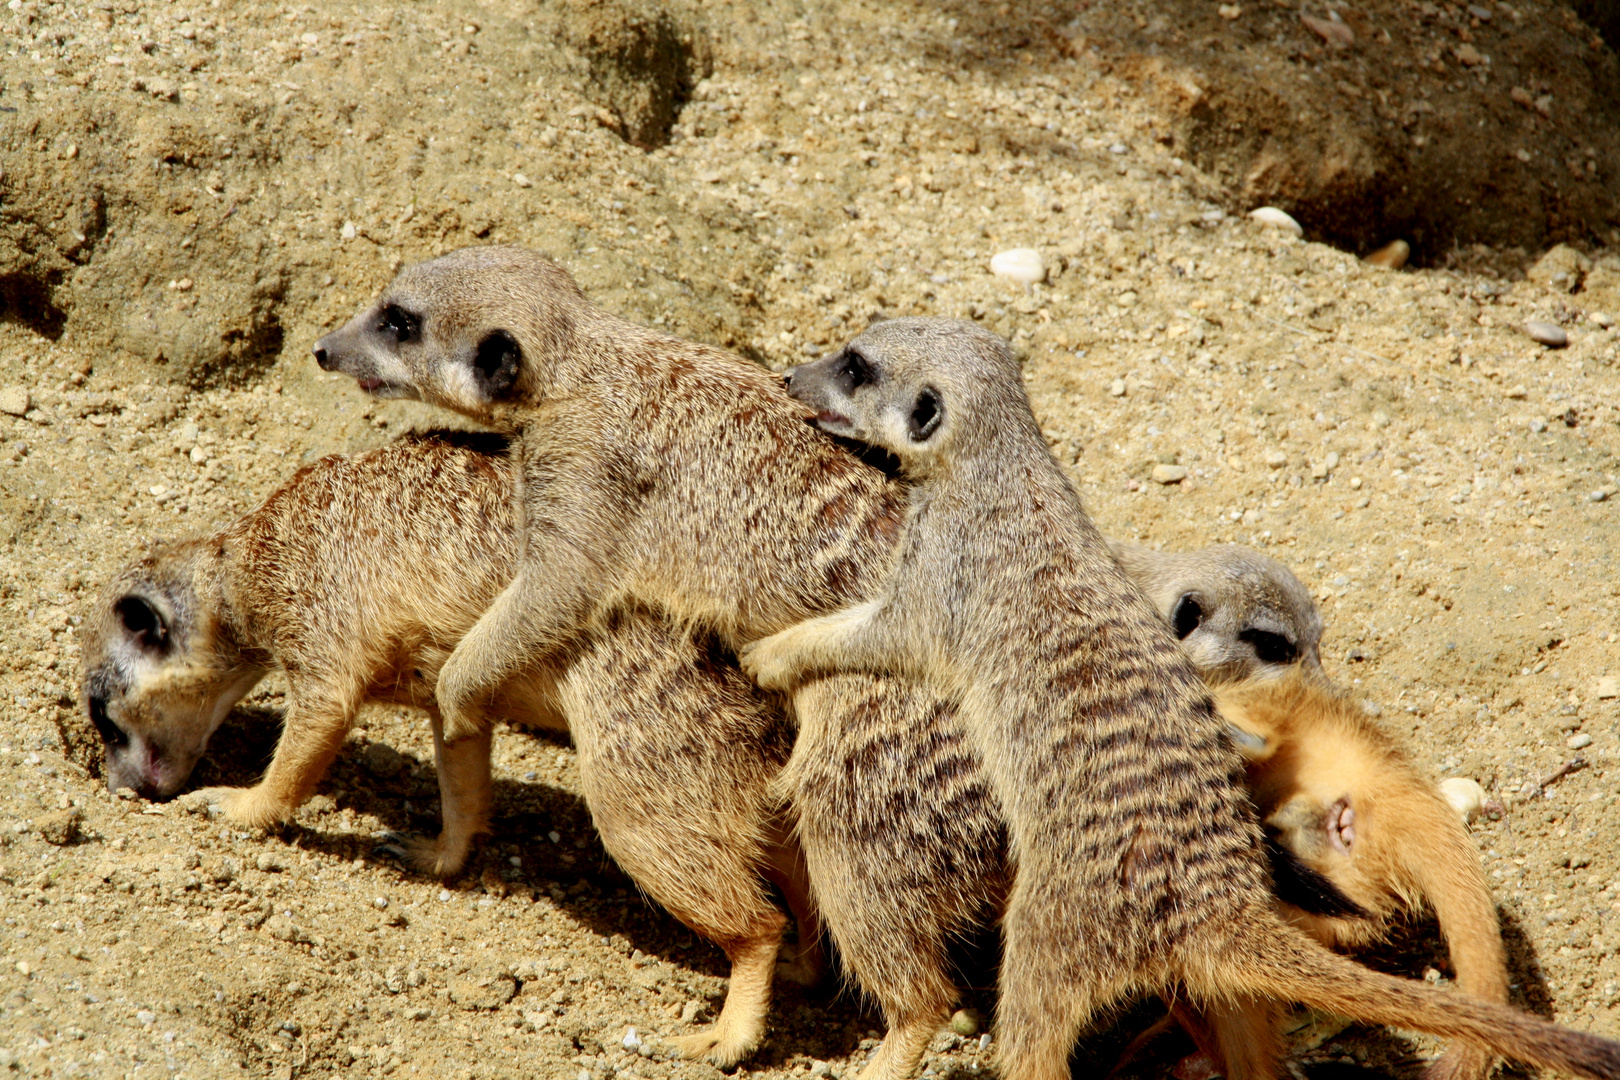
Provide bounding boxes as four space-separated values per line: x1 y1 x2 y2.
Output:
743 317 1620 1080
1107 540 1324 682
80 431 811 1067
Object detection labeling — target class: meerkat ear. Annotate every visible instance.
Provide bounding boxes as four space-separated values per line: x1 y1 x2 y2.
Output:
908 387 943 442
472 330 521 399
116 595 170 652
1171 593 1204 639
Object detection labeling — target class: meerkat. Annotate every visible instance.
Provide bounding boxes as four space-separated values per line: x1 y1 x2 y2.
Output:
1107 540 1324 682
80 430 810 1067
1214 674 1508 1080
742 316 1620 1080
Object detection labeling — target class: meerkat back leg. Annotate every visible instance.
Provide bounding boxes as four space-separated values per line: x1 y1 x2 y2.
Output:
564 615 794 1068
1205 995 1283 1080
786 676 1003 1080
195 682 362 829
393 707 494 879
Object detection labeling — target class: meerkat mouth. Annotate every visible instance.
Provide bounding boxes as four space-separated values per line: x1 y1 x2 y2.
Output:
814 409 851 429
1327 796 1355 855
358 378 384 392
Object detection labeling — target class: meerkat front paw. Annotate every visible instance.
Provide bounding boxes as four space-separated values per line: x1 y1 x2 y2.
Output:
739 633 802 692
191 785 297 830
667 1018 765 1069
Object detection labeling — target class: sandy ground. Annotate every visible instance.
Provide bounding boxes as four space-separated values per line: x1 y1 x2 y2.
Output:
2 0 1620 1078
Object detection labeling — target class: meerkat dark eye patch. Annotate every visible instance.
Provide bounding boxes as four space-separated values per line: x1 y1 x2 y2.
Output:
471 329 521 398
116 595 169 652
87 691 128 750
837 348 874 391
378 304 420 344
1171 594 1204 639
1240 628 1299 665
908 387 943 442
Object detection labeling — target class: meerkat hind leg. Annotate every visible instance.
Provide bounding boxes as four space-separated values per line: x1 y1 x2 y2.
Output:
666 934 781 1067
853 1017 941 1080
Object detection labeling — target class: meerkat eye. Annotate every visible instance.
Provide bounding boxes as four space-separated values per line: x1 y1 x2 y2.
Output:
1240 628 1299 665
472 329 522 398
1171 594 1203 639
115 595 170 653
378 304 420 344
838 348 874 390
907 387 943 442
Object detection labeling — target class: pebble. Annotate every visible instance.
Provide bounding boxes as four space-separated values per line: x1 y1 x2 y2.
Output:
0 387 29 416
1438 778 1487 822
1363 240 1409 270
1263 450 1288 469
1151 463 1188 485
1568 733 1594 750
1524 321 1567 348
34 808 80 846
256 852 287 873
1590 487 1616 503
1454 44 1484 67
340 221 358 240
1108 378 1126 397
623 1026 642 1050
950 1008 983 1036
448 966 517 1010
1301 13 1354 46
1247 206 1302 236
990 248 1044 285
512 173 533 188
1592 676 1620 700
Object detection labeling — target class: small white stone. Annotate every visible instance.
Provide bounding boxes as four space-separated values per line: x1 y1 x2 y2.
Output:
1524 321 1567 348
1592 676 1620 699
373 896 388 909
512 173 533 188
990 248 1045 285
438 889 452 902
1108 379 1126 397
340 221 358 240
1151 464 1188 484
1568 733 1594 750
0 387 29 417
1439 778 1487 822
547 830 562 843
622 1026 641 1050
1263 450 1288 469
1248 206 1302 236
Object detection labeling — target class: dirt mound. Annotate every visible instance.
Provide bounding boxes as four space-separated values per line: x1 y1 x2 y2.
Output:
0 0 753 388
951 0 1620 262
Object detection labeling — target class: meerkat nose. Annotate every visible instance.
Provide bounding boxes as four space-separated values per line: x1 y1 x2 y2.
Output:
781 366 799 389
313 344 333 370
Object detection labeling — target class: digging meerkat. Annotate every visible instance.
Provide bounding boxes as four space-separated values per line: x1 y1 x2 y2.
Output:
743 316 1620 1080
1108 540 1324 682
79 430 812 1067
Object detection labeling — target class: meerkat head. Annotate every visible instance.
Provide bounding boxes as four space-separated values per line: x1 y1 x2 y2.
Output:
781 317 1029 476
1112 542 1324 682
80 543 266 799
313 245 586 423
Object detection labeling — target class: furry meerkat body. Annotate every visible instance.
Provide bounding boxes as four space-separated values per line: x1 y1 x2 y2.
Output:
79 431 809 1067
1214 674 1508 1080
1108 541 1324 682
745 316 1620 1080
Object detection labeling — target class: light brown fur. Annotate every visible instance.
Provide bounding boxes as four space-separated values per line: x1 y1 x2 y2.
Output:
1216 674 1508 1080
745 316 1620 1080
79 431 811 1067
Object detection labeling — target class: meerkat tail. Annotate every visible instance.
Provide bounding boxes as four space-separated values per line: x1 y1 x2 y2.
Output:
1201 923 1620 1080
